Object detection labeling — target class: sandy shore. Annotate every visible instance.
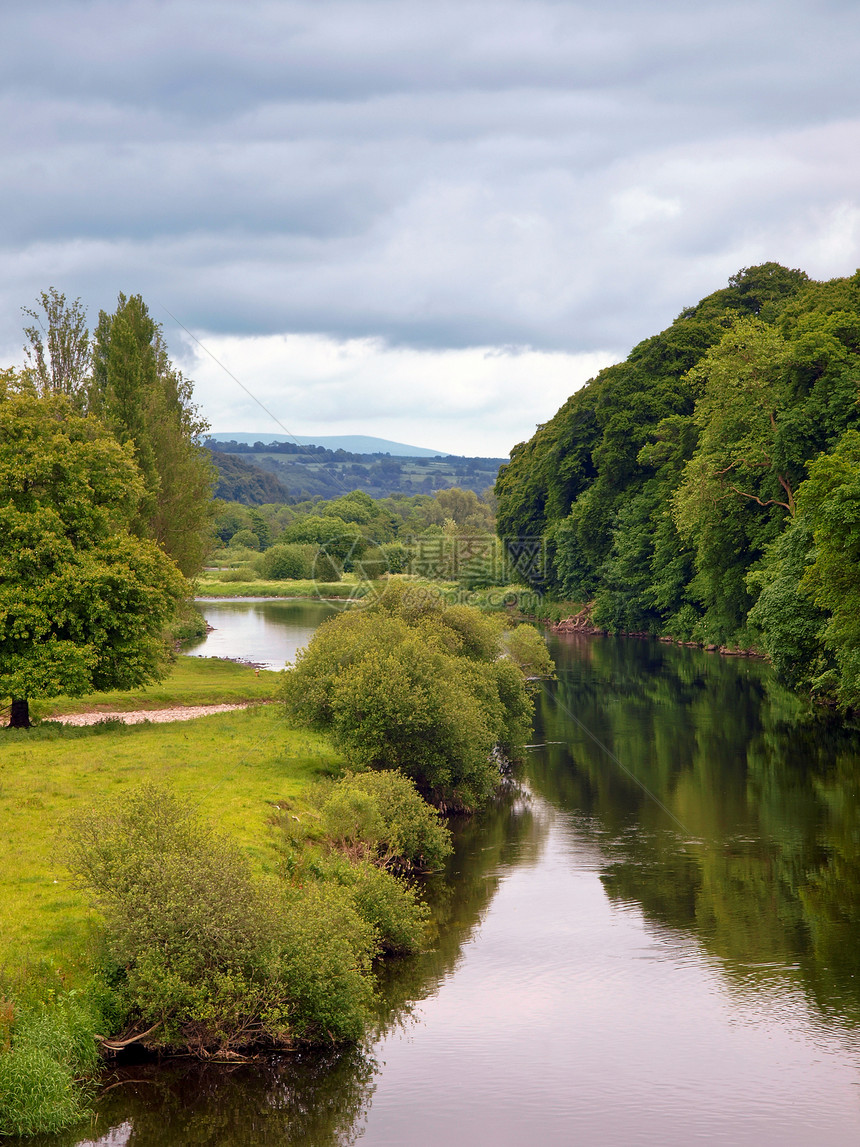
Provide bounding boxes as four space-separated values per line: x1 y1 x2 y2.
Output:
49 703 261 726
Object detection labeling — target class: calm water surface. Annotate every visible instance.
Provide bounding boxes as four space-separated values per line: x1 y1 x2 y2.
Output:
185 599 341 669
47 618 860 1145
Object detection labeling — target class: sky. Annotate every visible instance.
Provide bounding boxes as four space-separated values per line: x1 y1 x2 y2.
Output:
3 0 860 456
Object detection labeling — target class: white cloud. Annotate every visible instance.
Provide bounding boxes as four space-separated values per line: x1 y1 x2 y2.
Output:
3 1 860 452
177 332 616 456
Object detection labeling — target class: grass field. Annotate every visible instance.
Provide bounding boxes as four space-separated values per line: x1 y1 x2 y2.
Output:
1 664 345 988
30 656 282 719
195 575 364 599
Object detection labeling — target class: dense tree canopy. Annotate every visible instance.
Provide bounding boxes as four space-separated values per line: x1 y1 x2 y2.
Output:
0 386 186 726
496 264 860 705
91 293 214 576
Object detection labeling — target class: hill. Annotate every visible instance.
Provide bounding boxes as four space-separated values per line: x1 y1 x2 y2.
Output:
208 440 506 501
208 432 443 457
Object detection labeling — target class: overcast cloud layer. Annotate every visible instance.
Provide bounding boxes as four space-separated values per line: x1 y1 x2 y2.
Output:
3 0 860 454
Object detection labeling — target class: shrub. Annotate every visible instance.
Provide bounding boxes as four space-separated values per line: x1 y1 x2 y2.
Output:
255 543 317 581
500 623 557 680
229 528 260 550
218 565 256 582
282 590 547 808
313 549 342 583
66 785 379 1052
321 771 452 871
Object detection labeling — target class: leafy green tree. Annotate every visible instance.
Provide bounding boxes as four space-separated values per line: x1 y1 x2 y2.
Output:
795 430 860 705
91 293 214 575
746 518 826 690
282 584 540 808
22 288 91 408
0 390 186 727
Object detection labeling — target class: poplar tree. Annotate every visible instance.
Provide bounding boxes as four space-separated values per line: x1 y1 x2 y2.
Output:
91 293 215 576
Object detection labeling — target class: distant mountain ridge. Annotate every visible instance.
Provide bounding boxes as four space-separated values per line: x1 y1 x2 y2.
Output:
208 432 443 457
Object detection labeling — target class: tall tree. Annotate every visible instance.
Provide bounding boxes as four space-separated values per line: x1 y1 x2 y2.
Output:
22 288 91 408
0 387 186 728
91 293 214 575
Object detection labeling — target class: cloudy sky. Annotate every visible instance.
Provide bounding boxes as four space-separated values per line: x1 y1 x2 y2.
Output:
3 0 860 455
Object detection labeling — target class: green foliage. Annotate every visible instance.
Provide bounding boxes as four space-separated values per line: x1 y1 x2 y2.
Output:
230 528 260 550
796 431 860 706
22 288 91 408
255 543 317 581
0 991 103 1137
496 264 860 691
747 518 826 690
66 785 378 1051
320 770 452 871
500 623 557 680
282 585 544 808
0 392 186 715
91 293 214 576
325 858 429 955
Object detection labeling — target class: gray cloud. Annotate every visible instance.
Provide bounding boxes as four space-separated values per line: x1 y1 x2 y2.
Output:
2 0 860 365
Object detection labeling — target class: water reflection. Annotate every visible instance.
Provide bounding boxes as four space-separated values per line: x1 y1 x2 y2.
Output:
185 600 341 670
533 633 860 1031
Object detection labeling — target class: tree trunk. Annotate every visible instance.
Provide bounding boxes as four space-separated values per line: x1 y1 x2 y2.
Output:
8 699 30 729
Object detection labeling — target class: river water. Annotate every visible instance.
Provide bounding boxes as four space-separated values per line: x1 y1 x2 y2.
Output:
51 605 860 1145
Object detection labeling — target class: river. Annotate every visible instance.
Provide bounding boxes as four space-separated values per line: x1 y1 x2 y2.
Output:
47 603 860 1145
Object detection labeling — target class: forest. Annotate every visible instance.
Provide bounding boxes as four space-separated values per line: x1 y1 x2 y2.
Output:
495 263 860 708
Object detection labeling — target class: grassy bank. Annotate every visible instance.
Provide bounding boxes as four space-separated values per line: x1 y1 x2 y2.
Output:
30 656 281 719
0 702 343 985
195 575 363 599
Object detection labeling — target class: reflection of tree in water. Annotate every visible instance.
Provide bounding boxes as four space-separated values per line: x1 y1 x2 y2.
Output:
49 786 542 1147
530 633 860 1029
373 787 544 1029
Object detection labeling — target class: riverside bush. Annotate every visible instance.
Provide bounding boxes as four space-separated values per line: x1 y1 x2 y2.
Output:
282 583 547 808
320 771 452 871
66 785 379 1052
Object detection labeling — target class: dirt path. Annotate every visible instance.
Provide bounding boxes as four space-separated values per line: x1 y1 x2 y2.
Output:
50 702 262 727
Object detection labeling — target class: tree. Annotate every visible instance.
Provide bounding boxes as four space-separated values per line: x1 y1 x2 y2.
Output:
22 288 91 408
282 583 537 809
0 389 186 727
794 430 860 706
91 293 214 575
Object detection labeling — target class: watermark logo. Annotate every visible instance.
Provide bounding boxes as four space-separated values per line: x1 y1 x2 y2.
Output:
311 534 549 610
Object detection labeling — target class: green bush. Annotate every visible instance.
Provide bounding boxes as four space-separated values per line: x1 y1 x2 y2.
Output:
66 785 379 1052
229 528 260 551
217 565 256 582
278 883 376 1042
282 587 547 808
255 543 317 581
321 771 452 871
313 549 342 583
500 623 557 680
332 860 429 954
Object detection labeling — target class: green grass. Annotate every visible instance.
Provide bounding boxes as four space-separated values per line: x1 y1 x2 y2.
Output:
0 705 345 984
195 575 364 599
31 656 281 719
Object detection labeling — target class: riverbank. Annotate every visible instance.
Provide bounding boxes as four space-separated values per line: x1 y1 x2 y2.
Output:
29 656 281 719
543 601 766 658
1 702 343 985
194 575 362 599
